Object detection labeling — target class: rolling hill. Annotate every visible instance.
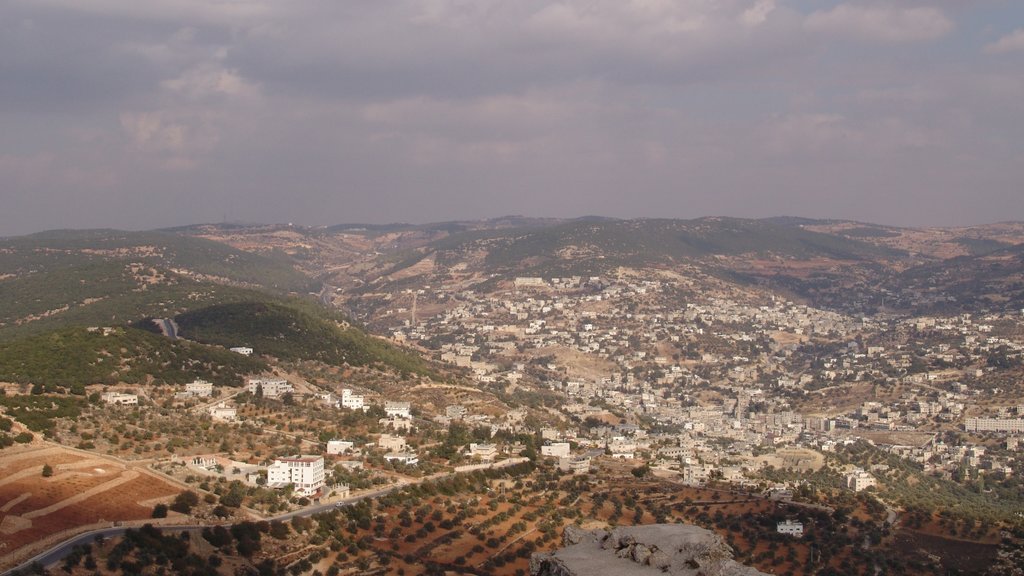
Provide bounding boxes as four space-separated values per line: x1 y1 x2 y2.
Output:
172 301 434 377
0 326 267 390
0 229 313 340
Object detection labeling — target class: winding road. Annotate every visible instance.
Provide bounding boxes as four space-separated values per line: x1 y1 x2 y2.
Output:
1 458 527 575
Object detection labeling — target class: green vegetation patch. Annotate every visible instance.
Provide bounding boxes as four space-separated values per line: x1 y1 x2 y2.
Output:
0 229 314 340
0 326 266 389
175 301 433 376
0 394 83 433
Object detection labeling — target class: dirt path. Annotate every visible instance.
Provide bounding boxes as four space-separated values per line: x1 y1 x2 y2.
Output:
23 471 139 520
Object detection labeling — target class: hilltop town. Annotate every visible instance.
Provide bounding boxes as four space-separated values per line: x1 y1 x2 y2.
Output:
2 218 1024 575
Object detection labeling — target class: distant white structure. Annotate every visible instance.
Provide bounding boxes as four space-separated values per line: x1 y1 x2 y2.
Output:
385 401 411 418
340 389 365 410
381 416 414 432
541 443 572 458
208 403 237 421
247 378 293 399
608 437 637 459
327 440 355 455
329 483 351 499
558 455 592 475
267 455 325 497
185 379 213 398
682 464 714 486
384 453 419 466
777 520 804 537
514 277 546 288
846 468 877 491
378 434 407 452
469 443 498 462
102 392 138 406
446 405 467 420
230 347 253 356
965 418 1024 433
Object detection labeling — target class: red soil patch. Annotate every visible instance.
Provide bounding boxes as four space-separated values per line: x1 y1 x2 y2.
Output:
0 446 180 569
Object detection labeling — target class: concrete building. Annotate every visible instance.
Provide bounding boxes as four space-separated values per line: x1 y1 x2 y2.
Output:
327 440 355 455
267 455 325 497
965 418 1024 433
469 443 498 462
230 347 253 356
385 401 411 418
558 455 592 475
185 379 214 397
102 392 138 406
846 468 877 491
208 403 237 421
247 378 293 399
384 453 419 466
777 520 804 537
541 443 572 458
378 434 407 452
340 389 365 410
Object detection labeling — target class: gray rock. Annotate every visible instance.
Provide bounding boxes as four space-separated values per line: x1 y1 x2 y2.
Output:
530 524 770 576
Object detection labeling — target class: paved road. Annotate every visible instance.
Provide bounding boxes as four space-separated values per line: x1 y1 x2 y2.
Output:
0 483 404 576
2 458 528 575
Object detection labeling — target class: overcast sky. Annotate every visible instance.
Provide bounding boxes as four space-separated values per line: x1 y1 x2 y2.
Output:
2 1 1023 236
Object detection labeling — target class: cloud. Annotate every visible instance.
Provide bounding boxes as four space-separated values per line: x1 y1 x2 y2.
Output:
805 4 953 43
1 0 1023 234
985 28 1024 54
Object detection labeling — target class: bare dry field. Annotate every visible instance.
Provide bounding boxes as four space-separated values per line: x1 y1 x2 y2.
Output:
0 443 180 570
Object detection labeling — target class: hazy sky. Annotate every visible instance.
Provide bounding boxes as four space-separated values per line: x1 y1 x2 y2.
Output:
2 1 1023 236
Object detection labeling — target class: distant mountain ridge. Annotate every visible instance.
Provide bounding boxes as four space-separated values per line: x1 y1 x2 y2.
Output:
0 229 312 340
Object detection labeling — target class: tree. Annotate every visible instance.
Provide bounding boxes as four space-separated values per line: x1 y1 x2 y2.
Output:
170 490 200 514
152 504 168 518
41 463 53 477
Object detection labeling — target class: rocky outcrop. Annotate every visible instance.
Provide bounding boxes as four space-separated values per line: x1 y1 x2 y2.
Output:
530 524 770 576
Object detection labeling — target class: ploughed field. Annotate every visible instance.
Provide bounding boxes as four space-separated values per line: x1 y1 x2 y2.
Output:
0 444 179 569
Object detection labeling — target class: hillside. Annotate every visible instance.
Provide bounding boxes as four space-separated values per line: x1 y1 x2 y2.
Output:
336 217 906 303
0 229 312 340
173 301 434 377
890 243 1024 313
0 326 267 390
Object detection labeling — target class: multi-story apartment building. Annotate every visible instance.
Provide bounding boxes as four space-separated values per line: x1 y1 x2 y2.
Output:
267 455 325 497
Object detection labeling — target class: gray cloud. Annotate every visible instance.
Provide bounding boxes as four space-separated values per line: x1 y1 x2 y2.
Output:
1 0 1022 235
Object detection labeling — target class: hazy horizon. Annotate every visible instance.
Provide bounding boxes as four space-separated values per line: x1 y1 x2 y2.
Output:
8 212 1024 240
2 1 1023 236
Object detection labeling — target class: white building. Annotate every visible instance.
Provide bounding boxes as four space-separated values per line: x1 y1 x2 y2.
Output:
327 440 355 455
247 378 293 399
541 443 572 458
682 464 714 486
777 520 804 537
846 468 877 491
267 455 325 497
384 453 419 466
378 434 407 452
340 389 365 410
102 392 138 406
446 405 467 420
185 379 214 398
558 455 592 475
608 437 637 459
965 418 1024 434
208 403 237 422
385 401 411 418
469 443 498 462
230 347 254 356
